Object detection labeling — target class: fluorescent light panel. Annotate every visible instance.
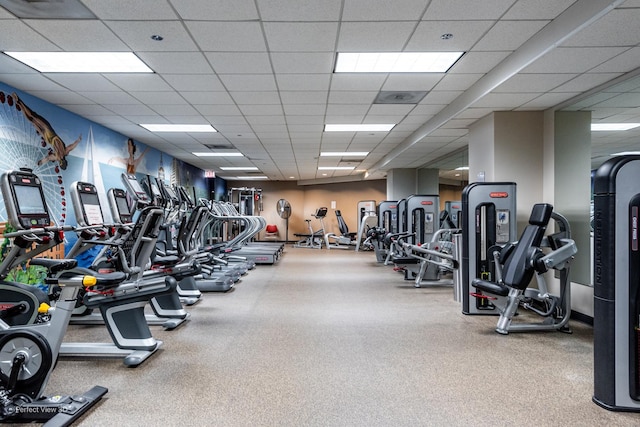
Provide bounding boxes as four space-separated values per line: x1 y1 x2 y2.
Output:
141 124 217 132
318 166 355 170
222 175 268 180
320 152 369 157
591 123 640 131
219 167 259 171
193 152 243 157
324 124 394 132
4 51 153 73
335 52 464 73
455 166 469 170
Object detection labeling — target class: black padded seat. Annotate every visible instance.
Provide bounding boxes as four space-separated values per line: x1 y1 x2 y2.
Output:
471 203 554 295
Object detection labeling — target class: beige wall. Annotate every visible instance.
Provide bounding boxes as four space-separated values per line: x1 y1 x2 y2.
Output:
229 179 465 241
230 180 386 241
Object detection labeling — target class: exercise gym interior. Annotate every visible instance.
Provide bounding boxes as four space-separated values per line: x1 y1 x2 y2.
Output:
1 0 640 426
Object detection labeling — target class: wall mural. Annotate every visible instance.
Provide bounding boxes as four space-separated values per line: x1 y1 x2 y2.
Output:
0 82 208 257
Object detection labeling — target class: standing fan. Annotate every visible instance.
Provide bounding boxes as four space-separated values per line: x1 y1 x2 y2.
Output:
276 199 291 243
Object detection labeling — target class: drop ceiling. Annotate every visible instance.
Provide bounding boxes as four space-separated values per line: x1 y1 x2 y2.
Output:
0 0 639 183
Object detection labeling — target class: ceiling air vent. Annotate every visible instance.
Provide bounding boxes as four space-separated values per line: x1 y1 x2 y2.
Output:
0 0 97 19
374 91 428 104
203 144 232 150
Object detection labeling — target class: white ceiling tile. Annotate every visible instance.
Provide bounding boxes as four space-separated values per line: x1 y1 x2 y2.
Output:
206 53 272 74
552 73 623 93
230 91 281 105
473 20 550 51
589 47 640 73
104 74 174 92
270 53 336 73
280 92 328 105
516 92 582 109
0 74 66 92
0 20 67 51
238 104 283 115
61 104 116 116
181 91 235 105
324 115 367 123
170 0 259 20
197 104 243 116
257 0 342 21
522 47 628 73
24 19 128 50
330 74 387 91
162 74 225 92
29 91 92 105
382 74 444 91
219 75 277 92
282 103 327 115
105 20 198 51
424 0 517 20
46 74 121 91
327 104 371 115
286 116 325 125
342 0 429 20
367 104 415 115
137 52 213 74
503 0 575 19
246 115 286 125
471 92 539 108
407 20 495 51
205 116 248 125
420 91 463 104
130 91 186 104
184 21 266 52
79 91 141 104
432 74 484 91
562 9 640 47
494 73 577 92
328 91 377 104
82 0 178 19
449 51 511 73
264 22 338 51
337 22 414 51
276 74 330 91
104 104 159 116
149 104 200 115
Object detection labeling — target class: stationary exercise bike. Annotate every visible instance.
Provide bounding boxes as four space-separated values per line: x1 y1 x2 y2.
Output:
0 169 108 425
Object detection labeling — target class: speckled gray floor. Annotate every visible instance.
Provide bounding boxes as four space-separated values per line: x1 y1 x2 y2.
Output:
38 247 640 426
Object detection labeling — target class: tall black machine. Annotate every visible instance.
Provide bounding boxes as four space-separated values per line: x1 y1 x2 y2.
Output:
593 155 640 411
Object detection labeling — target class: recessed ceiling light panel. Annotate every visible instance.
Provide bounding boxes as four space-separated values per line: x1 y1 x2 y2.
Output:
193 152 243 157
141 124 217 132
324 124 394 132
320 152 369 157
335 52 464 73
4 51 153 73
591 123 640 131
220 167 259 171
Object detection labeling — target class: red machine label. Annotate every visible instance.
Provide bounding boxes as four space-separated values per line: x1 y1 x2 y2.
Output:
421 201 433 205
489 192 509 198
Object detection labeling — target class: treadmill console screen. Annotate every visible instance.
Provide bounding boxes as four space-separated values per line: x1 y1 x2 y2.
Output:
5 171 51 229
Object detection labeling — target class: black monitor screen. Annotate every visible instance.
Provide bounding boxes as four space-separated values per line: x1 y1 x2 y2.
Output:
164 186 177 199
115 195 129 215
79 192 103 225
80 191 100 206
14 184 47 215
128 177 144 194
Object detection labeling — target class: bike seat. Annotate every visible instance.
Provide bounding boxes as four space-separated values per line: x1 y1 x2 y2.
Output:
30 258 78 273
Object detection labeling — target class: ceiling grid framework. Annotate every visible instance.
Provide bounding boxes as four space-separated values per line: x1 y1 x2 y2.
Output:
0 0 638 182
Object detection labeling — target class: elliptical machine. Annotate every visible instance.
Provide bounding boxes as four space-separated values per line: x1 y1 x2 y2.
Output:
0 168 108 425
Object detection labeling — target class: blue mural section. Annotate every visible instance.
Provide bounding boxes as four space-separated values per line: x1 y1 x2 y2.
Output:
0 82 209 260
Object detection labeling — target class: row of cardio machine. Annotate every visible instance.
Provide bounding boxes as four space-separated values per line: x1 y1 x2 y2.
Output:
0 168 275 424
366 185 578 337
